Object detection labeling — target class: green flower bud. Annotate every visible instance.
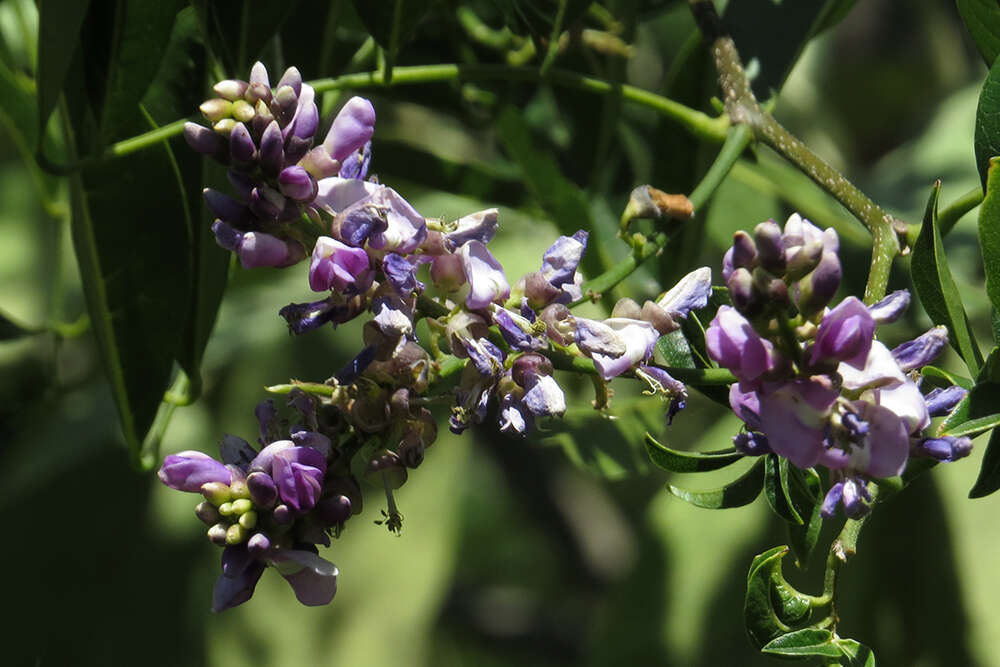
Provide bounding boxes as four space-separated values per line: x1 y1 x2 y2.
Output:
195 501 221 525
201 482 232 506
231 498 253 515
231 99 256 123
213 118 236 135
200 98 233 123
218 501 235 516
207 522 229 545
225 523 246 545
238 510 258 530
229 479 251 500
213 79 249 101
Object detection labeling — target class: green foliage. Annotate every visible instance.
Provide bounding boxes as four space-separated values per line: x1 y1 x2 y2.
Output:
744 546 813 648
975 54 1000 189
957 0 1000 66
912 180 983 374
645 432 743 473
666 457 765 509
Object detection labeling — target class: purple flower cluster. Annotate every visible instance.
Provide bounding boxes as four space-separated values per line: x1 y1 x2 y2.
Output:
185 62 375 269
158 394 351 611
706 214 969 519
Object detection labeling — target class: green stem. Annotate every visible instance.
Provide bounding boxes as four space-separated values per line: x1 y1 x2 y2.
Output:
689 0 902 304
572 123 751 305
84 64 728 166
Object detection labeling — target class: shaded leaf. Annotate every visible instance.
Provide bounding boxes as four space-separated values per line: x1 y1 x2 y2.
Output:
920 365 974 391
36 0 91 145
644 432 743 473
786 466 824 567
958 0 1000 66
491 0 591 40
0 311 36 340
835 638 877 666
761 628 841 658
744 546 813 648
352 0 433 60
970 427 1000 498
189 0 299 74
655 328 696 369
911 181 983 374
667 457 764 508
975 53 1000 189
764 454 803 524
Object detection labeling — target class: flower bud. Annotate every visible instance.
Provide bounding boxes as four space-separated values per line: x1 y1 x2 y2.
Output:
726 267 755 313
184 122 225 157
200 98 233 123
247 532 271 556
247 471 278 508
611 297 642 320
641 301 678 335
214 79 249 101
278 165 317 201
229 122 256 167
924 385 967 417
784 239 823 281
891 326 948 372
323 96 377 162
272 504 293 524
512 353 553 387
231 498 253 515
868 289 910 324
430 252 466 291
225 523 246 545
258 120 284 177
731 230 757 270
159 451 232 492
238 510 258 530
195 501 222 524
207 522 229 545
793 251 841 317
315 495 352 525
200 481 232 506
810 296 875 369
238 231 304 269
917 436 972 462
213 118 237 135
277 66 302 96
753 221 785 274
249 185 283 220
231 99 255 123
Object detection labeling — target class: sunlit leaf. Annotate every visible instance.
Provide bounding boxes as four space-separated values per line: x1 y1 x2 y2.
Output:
911 181 983 375
975 53 1000 189
761 628 841 658
980 157 1000 316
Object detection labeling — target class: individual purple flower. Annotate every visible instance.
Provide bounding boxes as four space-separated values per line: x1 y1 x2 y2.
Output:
891 326 948 372
444 208 499 249
820 477 872 519
279 294 362 334
338 141 371 180
212 221 305 269
705 306 777 384
868 289 910 324
758 377 838 469
322 96 376 163
810 296 875 369
367 187 428 254
540 231 588 289
820 400 910 478
309 236 373 293
522 374 567 418
382 253 423 295
924 385 967 417
655 267 712 320
213 548 266 612
459 240 510 309
729 382 762 430
271 445 327 512
313 176 379 216
493 307 546 351
915 436 973 462
498 392 532 435
576 317 659 380
268 548 339 606
159 451 232 492
637 365 688 423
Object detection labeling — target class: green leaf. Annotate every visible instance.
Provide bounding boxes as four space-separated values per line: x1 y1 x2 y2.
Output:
667 457 765 508
920 365 973 391
495 105 605 281
970 427 1000 498
958 0 1000 66
655 328 696 369
0 58 39 152
644 433 743 473
975 54 1000 189
943 412 1000 438
786 472 824 568
835 638 877 666
911 181 983 375
36 0 91 146
491 0 591 40
938 381 1000 436
761 628 841 658
979 157 1000 316
189 0 300 74
744 546 814 648
351 0 433 58
763 454 803 525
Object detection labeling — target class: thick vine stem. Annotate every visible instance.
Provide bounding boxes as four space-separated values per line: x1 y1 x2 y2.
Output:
688 0 902 304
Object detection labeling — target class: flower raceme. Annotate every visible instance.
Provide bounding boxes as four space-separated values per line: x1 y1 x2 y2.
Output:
707 213 970 519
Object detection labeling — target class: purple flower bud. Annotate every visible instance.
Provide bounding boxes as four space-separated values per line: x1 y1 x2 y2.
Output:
511 353 554 387
184 121 225 156
246 532 271 556
258 120 284 177
268 549 338 606
278 165 317 201
315 495 352 526
784 239 824 281
841 478 870 519
820 481 844 519
238 231 304 269
276 66 302 96
729 382 762 430
283 83 318 140
540 230 588 289
705 306 776 383
279 295 360 334
891 326 949 372
916 436 973 462
158 451 232 492
656 267 712 320
445 208 500 249
323 96 376 162
810 296 875 369
924 385 967 417
271 84 299 126
726 268 755 313
246 471 278 508
210 220 243 253
730 231 757 270
272 446 327 512
793 251 841 316
338 140 371 180
733 431 770 456
228 122 256 166
250 440 294 474
249 61 270 88
459 240 510 309
868 289 910 324
753 220 785 274
309 236 372 293
204 188 250 225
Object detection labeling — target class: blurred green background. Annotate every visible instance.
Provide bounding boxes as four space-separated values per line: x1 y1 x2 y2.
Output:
1 0 998 664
